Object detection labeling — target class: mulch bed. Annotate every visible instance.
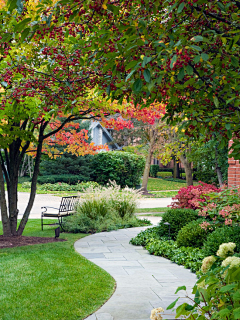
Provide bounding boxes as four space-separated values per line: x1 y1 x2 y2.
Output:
0 235 66 249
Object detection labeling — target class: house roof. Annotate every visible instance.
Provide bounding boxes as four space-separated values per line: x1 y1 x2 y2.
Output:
90 121 120 149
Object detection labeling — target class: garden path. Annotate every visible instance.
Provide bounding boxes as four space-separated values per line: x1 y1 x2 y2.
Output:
75 227 197 320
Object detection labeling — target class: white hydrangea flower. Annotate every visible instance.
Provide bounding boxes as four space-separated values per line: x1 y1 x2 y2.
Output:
201 256 217 273
216 242 236 258
150 307 164 320
222 256 240 269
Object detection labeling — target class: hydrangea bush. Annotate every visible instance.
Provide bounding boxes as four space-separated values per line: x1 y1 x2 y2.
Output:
154 242 240 320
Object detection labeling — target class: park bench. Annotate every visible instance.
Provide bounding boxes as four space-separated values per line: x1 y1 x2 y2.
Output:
41 196 79 231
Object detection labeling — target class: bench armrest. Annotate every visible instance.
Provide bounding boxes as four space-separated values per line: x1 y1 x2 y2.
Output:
41 206 59 213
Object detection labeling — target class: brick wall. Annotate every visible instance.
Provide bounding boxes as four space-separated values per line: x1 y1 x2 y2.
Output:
228 139 240 187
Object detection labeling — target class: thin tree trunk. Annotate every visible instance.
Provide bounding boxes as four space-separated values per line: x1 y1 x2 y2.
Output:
142 132 155 194
215 146 223 187
17 138 43 235
173 157 177 179
0 161 11 236
179 155 193 186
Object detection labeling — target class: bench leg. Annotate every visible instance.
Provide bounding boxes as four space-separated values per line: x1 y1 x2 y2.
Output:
41 214 43 231
58 216 65 232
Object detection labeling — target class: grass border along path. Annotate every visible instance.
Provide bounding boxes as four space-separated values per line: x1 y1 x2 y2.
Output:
0 220 115 320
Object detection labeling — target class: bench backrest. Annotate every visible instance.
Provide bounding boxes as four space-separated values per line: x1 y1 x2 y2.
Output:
59 196 78 213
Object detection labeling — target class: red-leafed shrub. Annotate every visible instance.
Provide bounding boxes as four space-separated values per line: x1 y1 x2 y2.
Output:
169 182 221 210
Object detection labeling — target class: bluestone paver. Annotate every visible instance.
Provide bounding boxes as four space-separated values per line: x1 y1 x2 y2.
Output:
74 227 197 320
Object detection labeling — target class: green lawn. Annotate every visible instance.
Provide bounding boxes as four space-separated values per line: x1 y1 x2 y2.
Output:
135 207 169 213
146 177 186 191
0 220 115 320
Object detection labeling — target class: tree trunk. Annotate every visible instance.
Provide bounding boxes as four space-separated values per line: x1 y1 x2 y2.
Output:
173 157 177 179
0 161 11 236
179 155 193 186
215 146 223 187
17 138 43 235
141 132 155 194
176 162 180 179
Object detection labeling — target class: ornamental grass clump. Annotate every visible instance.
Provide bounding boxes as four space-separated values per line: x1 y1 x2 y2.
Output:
166 242 240 320
63 181 146 233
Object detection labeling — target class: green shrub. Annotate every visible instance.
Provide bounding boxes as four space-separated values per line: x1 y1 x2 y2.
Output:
157 172 172 178
37 174 85 185
203 226 240 256
90 151 145 188
150 165 160 178
176 219 210 248
21 181 32 189
157 208 199 240
130 227 161 246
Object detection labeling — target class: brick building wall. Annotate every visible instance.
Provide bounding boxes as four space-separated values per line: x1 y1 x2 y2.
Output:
228 139 240 187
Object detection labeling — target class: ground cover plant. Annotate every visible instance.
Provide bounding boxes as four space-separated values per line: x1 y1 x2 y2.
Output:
130 228 204 273
63 182 150 233
0 220 115 320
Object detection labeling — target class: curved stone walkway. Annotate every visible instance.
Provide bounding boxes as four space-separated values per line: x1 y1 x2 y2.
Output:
74 227 197 320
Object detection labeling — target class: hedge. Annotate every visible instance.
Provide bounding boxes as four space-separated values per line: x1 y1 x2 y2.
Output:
90 151 145 188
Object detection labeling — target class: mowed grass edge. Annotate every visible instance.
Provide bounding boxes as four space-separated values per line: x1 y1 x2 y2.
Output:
0 220 115 320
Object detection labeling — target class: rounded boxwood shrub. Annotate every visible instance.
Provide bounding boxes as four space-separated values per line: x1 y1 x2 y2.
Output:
90 151 145 188
157 208 199 240
176 219 210 248
203 226 240 256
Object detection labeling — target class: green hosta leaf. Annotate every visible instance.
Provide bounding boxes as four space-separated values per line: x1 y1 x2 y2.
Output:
233 290 240 301
14 18 31 33
21 28 30 42
177 68 185 80
191 35 203 42
106 85 111 95
186 64 193 75
166 297 179 310
217 308 230 318
125 60 138 70
219 283 237 293
231 57 239 67
177 2 185 13
175 286 186 294
190 45 202 51
8 0 17 12
227 97 236 105
217 2 225 11
213 96 219 108
170 54 177 69
201 53 209 61
142 56 152 68
132 79 143 93
157 75 163 84
143 69 151 83
233 307 240 319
